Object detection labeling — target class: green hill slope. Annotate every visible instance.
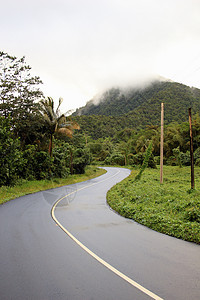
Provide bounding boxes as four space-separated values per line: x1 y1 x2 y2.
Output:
73 81 200 139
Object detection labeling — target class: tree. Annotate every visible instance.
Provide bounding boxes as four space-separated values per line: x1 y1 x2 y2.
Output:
0 116 23 186
164 122 184 157
39 97 80 156
0 51 44 143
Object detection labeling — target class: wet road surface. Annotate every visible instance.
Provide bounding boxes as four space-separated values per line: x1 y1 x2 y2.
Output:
0 167 199 300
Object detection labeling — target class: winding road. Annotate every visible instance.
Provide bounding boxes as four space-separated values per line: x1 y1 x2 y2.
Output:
0 167 199 300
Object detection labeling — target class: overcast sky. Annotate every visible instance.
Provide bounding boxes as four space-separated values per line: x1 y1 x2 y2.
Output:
1 0 200 112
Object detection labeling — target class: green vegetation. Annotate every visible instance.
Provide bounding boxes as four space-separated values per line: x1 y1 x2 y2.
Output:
0 51 44 144
73 81 200 136
40 97 80 156
0 50 200 244
74 115 200 170
0 166 106 204
107 166 200 244
0 51 90 187
135 141 153 180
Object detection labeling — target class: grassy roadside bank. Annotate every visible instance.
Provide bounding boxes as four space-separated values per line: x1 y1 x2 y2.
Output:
0 166 106 205
107 166 200 244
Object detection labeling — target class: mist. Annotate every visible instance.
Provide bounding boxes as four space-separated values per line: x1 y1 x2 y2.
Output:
1 0 200 112
86 75 167 107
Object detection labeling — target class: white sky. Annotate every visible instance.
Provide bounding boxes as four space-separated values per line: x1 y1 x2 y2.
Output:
1 0 200 112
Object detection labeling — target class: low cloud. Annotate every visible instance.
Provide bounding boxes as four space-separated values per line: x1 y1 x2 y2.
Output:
1 0 200 111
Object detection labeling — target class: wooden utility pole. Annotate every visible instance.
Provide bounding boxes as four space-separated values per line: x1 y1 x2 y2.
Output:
189 108 195 189
160 103 164 184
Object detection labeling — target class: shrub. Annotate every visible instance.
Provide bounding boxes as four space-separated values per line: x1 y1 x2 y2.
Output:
132 152 156 169
104 152 125 166
34 151 53 180
72 148 92 174
132 153 144 166
167 149 191 167
179 151 191 166
52 143 70 178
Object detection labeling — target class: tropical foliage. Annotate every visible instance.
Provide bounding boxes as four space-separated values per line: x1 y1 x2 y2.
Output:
39 97 80 156
0 51 87 186
74 115 200 170
0 50 200 244
72 79 200 168
1 50 200 190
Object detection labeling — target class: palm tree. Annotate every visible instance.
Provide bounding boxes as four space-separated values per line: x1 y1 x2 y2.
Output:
39 97 80 156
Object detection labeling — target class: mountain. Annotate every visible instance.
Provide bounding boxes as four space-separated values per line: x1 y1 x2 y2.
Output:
72 80 200 139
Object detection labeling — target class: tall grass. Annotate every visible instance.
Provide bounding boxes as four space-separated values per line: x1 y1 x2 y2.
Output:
107 166 200 244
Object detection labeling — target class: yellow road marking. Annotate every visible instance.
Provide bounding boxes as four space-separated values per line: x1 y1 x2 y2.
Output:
51 169 164 300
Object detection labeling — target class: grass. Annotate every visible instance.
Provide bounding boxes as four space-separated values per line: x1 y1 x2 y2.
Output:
1 165 200 244
0 166 106 205
107 166 200 244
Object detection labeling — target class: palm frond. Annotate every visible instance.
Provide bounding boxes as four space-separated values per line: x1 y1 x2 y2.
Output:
57 127 73 138
71 121 80 130
57 114 66 125
56 97 63 116
39 97 80 142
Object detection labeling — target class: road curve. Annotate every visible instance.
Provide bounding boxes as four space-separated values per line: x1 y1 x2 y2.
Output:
0 167 199 300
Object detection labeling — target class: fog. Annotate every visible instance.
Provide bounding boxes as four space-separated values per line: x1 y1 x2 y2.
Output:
1 0 200 112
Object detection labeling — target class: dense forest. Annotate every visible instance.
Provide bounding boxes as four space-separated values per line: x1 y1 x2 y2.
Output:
71 116 200 168
1 50 200 188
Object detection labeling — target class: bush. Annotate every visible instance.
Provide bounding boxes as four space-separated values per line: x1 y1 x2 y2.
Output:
87 142 102 154
72 148 92 174
104 152 125 166
166 156 177 166
34 151 53 180
19 145 54 180
167 151 190 167
131 153 143 166
131 152 156 169
179 151 191 166
52 143 70 178
20 145 37 179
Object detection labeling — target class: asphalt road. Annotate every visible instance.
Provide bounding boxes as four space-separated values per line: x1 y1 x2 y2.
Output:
0 167 199 300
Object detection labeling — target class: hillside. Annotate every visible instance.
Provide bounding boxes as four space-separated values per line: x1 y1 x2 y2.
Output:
72 81 200 139
74 81 166 116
